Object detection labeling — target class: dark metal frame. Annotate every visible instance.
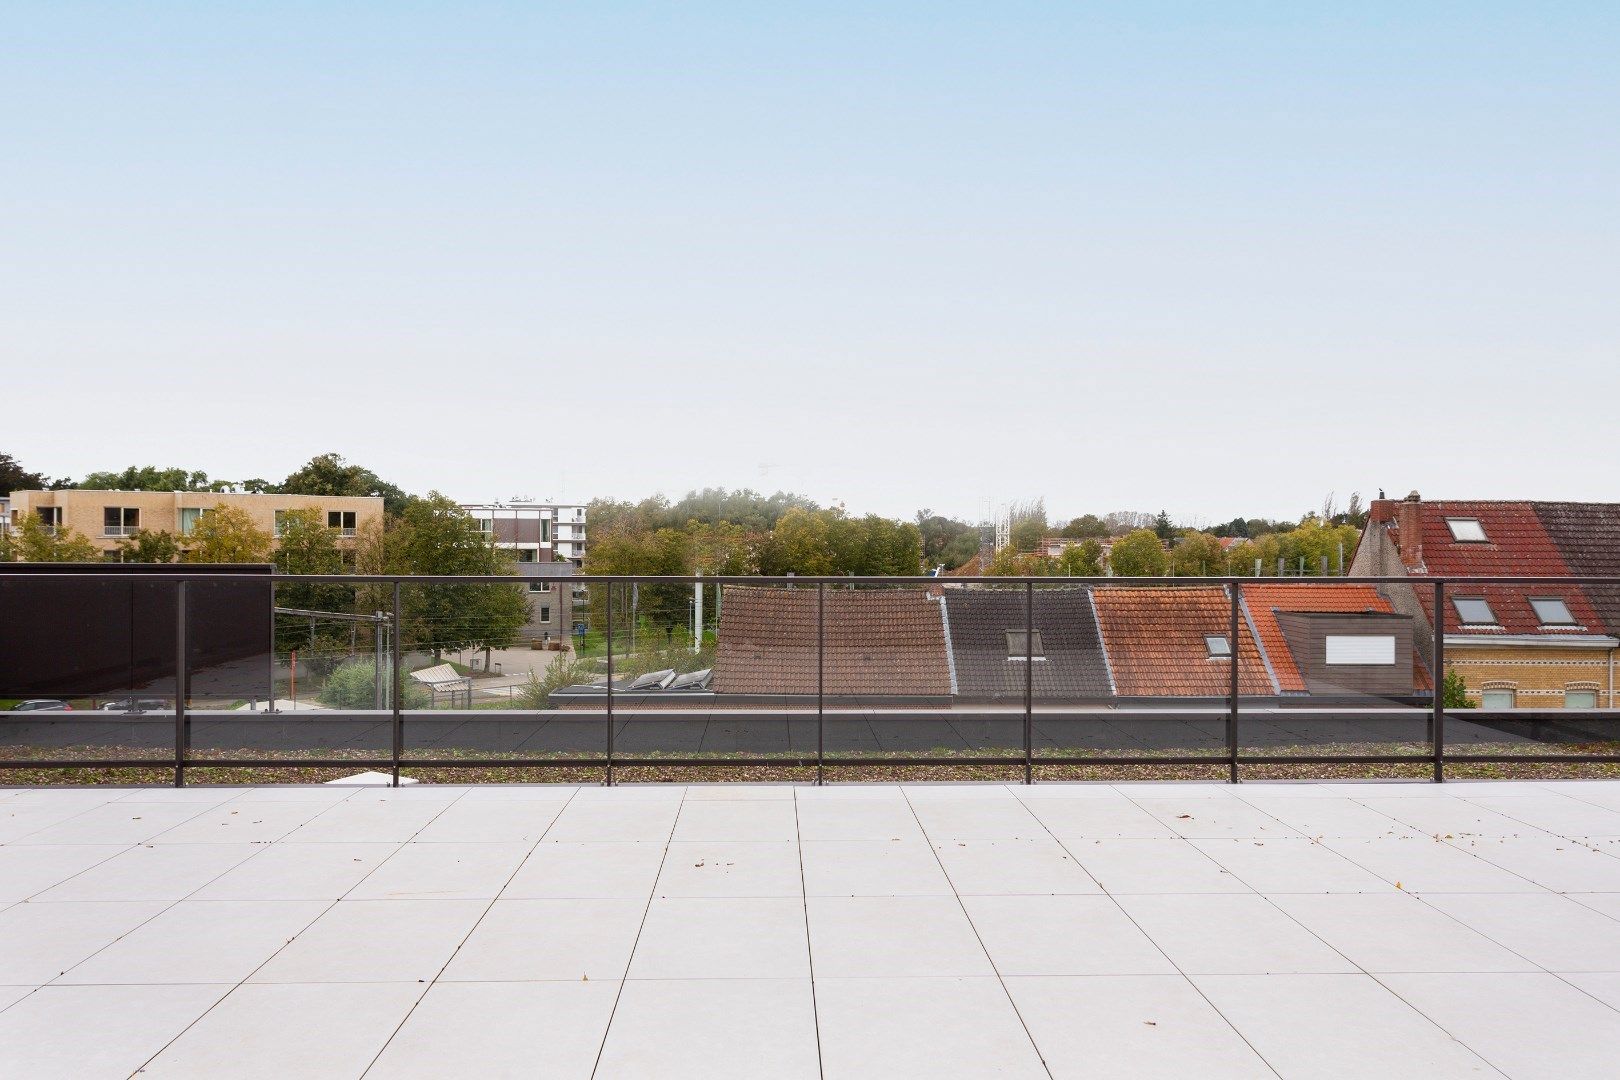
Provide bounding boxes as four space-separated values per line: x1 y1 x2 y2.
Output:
5 570 1620 787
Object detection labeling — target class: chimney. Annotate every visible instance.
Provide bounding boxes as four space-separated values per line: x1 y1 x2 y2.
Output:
1395 491 1423 570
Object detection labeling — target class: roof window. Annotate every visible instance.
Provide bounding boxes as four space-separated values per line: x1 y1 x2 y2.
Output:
1453 597 1498 626
1445 518 1489 542
1530 598 1578 626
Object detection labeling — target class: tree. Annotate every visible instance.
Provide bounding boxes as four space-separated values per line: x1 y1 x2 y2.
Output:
915 510 974 566
1054 540 1103 576
278 453 409 516
78 466 223 491
0 452 54 495
941 530 982 569
2 512 99 562
185 505 273 563
1007 498 1048 553
1170 531 1226 577
114 530 182 563
1060 515 1108 539
374 494 529 660
1109 529 1169 577
272 508 356 660
1442 669 1474 709
1152 510 1176 541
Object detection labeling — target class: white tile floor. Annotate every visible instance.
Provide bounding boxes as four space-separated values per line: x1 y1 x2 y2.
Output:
5 781 1620 1077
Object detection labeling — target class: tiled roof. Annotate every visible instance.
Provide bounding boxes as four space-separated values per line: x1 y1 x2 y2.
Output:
1534 502 1620 637
712 586 951 696
1403 501 1601 636
1090 586 1273 697
1241 583 1430 692
942 588 1112 698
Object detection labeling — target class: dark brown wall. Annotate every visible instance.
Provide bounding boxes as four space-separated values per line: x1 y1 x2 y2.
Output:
1275 611 1416 696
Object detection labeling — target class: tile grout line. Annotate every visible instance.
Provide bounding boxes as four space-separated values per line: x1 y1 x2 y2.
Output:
900 785 1055 1080
1027 785 1288 1080
792 788 827 1080
585 790 684 1079
129 786 475 1078
357 786 583 1079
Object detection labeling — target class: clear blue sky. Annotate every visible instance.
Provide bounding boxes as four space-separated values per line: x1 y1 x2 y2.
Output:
4 3 1616 525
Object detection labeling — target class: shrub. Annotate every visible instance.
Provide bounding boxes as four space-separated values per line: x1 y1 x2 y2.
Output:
318 659 429 710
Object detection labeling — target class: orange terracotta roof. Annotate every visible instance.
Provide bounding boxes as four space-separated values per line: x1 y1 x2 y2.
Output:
1091 586 1273 696
1241 583 1430 692
713 586 951 696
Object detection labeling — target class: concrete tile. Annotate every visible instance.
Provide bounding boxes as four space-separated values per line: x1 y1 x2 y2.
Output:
1005 975 1274 1079
441 898 645 981
671 799 799 841
34 843 260 901
1446 835 1620 892
1023 799 1178 839
346 841 529 900
1190 838 1390 894
795 799 924 841
932 836 1100 895
367 980 618 1079
1269 893 1536 973
545 800 679 842
285 801 450 843
1193 973 1493 1079
1381 971 1620 1080
808 895 992 978
58 900 328 984
1073 839 1251 894
0 984 228 1080
503 841 666 899
815 976 1049 1079
629 898 808 979
1322 835 1547 893
1114 894 1356 975
148 801 328 844
597 978 819 1079
139 982 426 1079
410 799 563 843
1420 892 1620 971
801 839 952 897
963 895 1176 976
190 842 400 901
250 899 486 983
0 901 169 984
910 798 1047 839
0 845 126 902
655 841 804 898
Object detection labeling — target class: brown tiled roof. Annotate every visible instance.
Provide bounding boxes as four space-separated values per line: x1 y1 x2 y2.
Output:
1091 586 1273 697
1534 502 1620 637
1241 583 1430 692
713 586 951 696
1403 501 1600 636
942 588 1112 698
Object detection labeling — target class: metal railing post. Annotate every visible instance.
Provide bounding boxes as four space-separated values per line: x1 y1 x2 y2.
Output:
817 582 825 786
174 579 187 788
1024 580 1034 785
605 581 615 787
391 581 402 787
1228 582 1241 784
1433 580 1446 783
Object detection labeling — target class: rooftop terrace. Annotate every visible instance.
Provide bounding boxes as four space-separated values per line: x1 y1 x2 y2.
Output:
6 778 1620 1077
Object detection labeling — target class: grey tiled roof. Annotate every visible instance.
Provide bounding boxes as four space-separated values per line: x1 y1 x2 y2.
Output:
1534 502 1620 636
942 588 1113 698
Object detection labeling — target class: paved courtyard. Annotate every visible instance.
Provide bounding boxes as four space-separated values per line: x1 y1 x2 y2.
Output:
5 779 1620 1078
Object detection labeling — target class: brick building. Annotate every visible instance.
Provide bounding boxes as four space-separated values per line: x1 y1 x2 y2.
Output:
1350 493 1620 708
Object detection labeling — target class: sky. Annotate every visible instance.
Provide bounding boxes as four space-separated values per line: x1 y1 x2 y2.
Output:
4 2 1617 526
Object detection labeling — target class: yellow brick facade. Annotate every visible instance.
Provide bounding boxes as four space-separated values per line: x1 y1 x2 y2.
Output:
7 490 383 555
1445 643 1618 708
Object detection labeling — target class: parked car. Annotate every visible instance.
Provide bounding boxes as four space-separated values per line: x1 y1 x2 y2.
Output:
98 698 172 714
11 699 72 712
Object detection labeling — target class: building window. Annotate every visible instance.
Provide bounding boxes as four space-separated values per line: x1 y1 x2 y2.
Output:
1325 635 1396 665
102 506 139 537
1566 689 1599 709
513 547 538 563
1204 634 1232 658
326 510 357 536
36 507 62 535
541 519 551 543
1529 598 1577 627
475 517 493 535
178 507 213 536
1481 688 1516 710
528 581 552 593
1005 630 1045 660
272 510 290 537
1445 518 1489 542
1452 597 1498 626
540 606 551 623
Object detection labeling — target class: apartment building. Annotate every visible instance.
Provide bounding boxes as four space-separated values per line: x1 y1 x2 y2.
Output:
459 501 589 643
6 489 383 556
